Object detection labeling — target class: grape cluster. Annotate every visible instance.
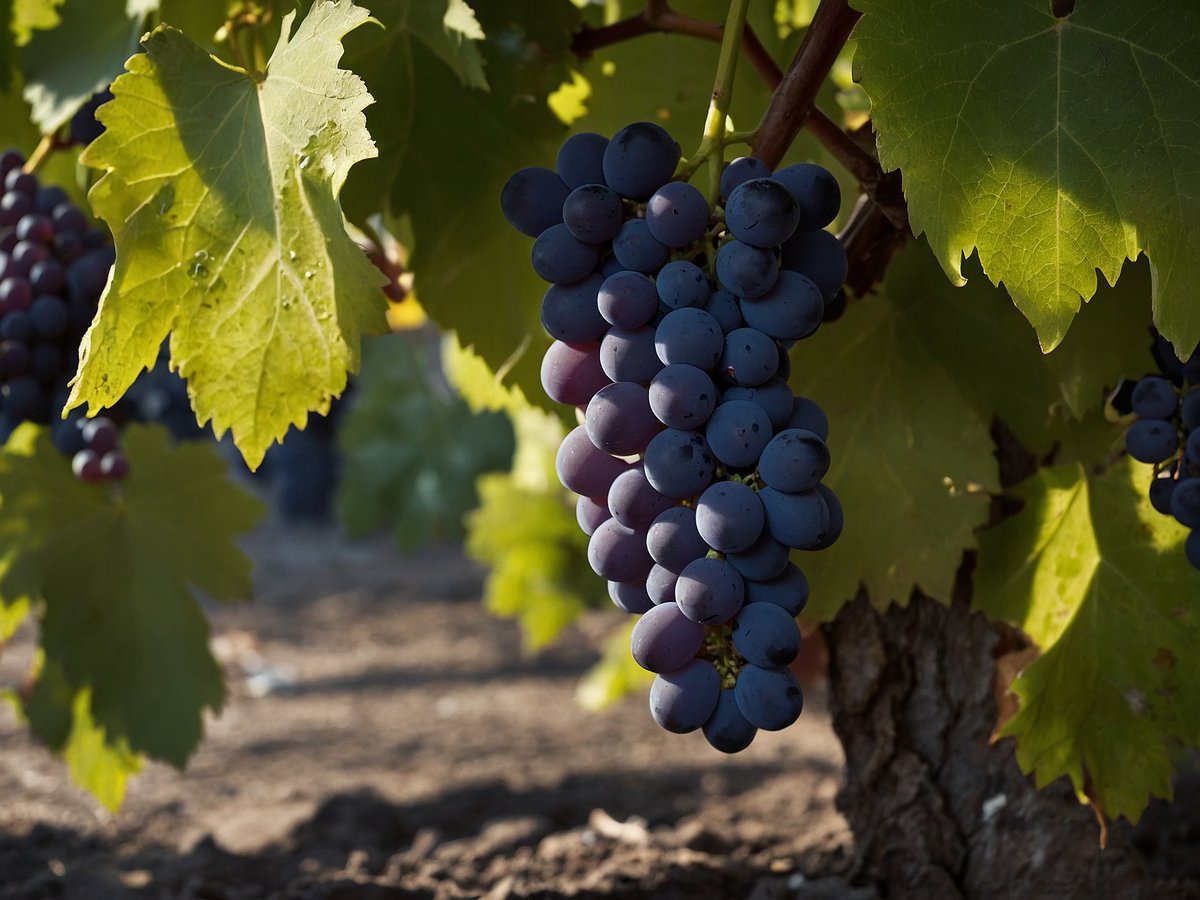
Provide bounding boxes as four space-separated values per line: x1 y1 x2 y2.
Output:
1123 338 1200 570
501 123 846 752
53 415 129 483
0 148 114 438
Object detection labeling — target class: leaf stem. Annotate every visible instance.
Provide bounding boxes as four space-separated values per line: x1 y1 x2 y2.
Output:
23 133 58 174
677 0 751 205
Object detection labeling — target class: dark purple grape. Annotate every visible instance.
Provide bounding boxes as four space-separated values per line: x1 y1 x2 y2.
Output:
612 219 668 273
718 327 779 387
734 665 803 731
69 89 112 146
29 259 65 295
0 149 23 180
650 659 720 733
556 133 609 190
588 518 653 582
3 376 42 418
675 556 744 625
585 381 662 456
577 495 611 536
759 428 830 493
723 377 792 429
739 270 824 341
83 417 119 455
33 186 68 215
531 223 601 284
609 579 654 615
5 169 37 196
705 399 771 468
720 157 771 201
646 563 679 605
645 181 709 248
759 486 829 549
1182 391 1200 430
703 688 757 752
716 240 778 299
500 166 570 237
562 184 623 244
812 483 843 550
654 307 723 369
703 286 743 334
608 463 676 530
555 424 629 497
780 229 846 300
1186 530 1200 570
0 277 32 313
731 602 800 669
16 213 53 245
1131 375 1178 419
51 202 88 235
784 396 829 441
0 341 30 377
744 563 809 616
72 448 104 483
1125 419 1178 464
602 122 680 200
695 480 764 553
29 342 63 381
540 273 607 343
630 602 705 673
724 178 800 248
99 451 129 480
1172 478 1200 528
1150 474 1179 515
0 192 32 228
647 505 710 572
600 325 665 383
1187 429 1200 467
725 531 789 582
772 163 841 231
0 310 31 342
540 340 609 407
597 270 658 328
30 295 68 339
655 259 709 310
643 428 716 499
649 363 717 430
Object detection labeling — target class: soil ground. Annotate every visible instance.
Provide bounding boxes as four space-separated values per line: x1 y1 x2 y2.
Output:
0 517 860 900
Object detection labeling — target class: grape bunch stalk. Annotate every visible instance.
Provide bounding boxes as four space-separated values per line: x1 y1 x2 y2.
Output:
1122 334 1200 569
501 122 846 752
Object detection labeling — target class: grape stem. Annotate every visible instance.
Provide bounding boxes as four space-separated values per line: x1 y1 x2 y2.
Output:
22 133 60 174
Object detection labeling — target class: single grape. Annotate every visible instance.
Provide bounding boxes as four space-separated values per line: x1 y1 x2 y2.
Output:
716 240 778 299
600 325 665 384
556 132 609 190
99 451 129 480
0 310 31 342
1124 418 1179 464
540 340 609 407
783 396 829 442
650 659 721 733
612 219 669 273
577 495 612 536
29 260 65 295
82 417 119 455
720 157 772 202
72 448 104 483
772 163 840 231
759 486 829 549
703 286 743 334
609 579 654 615
812 484 843 550
1186 529 1200 571
731 602 801 669
2 375 41 418
758 428 830 493
723 378 793 429
531 223 601 284
608 463 677 530
718 327 779 387
16 213 53 245
500 166 570 237
734 665 804 731
1182 391 1200 430
645 181 709 248
1131 375 1178 419
588 518 654 582
675 556 745 625
643 428 717 500
540 273 607 343
655 260 709 310
655 307 723 369
647 505 710 572
694 480 764 553
555 424 629 497
705 399 772 469
724 178 800 248
725 530 790 582
562 184 623 244
1187 428 1200 467
597 270 658 328
585 381 662 456
630 602 705 673
648 364 717 430
1170 478 1200 528
1149 475 1178 516
29 342 63 382
602 122 680 200
739 270 824 341
0 341 30 377
33 186 68 216
646 563 680 605
702 688 757 753
780 229 847 300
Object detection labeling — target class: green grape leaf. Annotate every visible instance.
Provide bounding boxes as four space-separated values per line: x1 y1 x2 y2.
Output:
12 0 63 44
974 457 1199 823
336 335 515 550
797 242 1154 618
0 593 28 642
19 0 153 133
67 0 388 470
0 425 264 768
853 0 1200 355
63 686 143 812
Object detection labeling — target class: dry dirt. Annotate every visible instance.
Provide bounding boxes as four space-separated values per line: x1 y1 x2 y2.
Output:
0 518 861 900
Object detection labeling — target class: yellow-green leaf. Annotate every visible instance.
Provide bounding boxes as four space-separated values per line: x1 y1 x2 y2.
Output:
67 0 388 469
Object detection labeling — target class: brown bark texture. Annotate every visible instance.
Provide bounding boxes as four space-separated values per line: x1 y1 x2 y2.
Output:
824 580 1190 900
